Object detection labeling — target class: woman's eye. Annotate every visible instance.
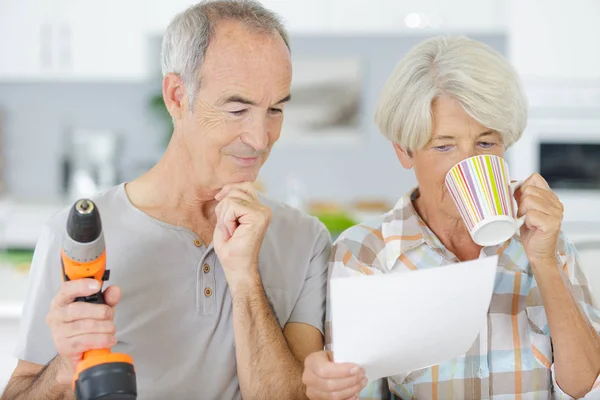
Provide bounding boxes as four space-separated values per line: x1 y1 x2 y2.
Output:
434 145 453 152
268 108 283 115
230 109 247 116
478 141 496 149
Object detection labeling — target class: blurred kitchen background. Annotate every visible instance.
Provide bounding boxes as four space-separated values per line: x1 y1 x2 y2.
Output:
1 0 600 390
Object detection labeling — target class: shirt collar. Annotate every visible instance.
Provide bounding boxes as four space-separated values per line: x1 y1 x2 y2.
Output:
381 188 428 271
381 188 517 271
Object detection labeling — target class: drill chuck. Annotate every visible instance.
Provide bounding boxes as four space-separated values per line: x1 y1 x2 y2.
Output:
67 199 102 244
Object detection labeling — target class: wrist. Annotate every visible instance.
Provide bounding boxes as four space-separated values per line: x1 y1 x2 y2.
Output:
529 256 559 271
53 356 75 387
530 258 564 286
227 269 263 300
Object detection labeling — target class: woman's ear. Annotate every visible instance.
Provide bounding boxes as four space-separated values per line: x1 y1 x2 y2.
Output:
393 143 414 169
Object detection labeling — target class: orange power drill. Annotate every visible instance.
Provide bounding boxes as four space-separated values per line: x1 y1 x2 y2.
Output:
61 198 137 400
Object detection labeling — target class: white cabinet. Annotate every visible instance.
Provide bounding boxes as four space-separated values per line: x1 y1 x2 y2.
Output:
435 0 506 32
146 0 197 35
147 0 329 35
57 0 147 81
0 0 510 82
330 0 387 33
147 0 505 36
508 0 600 80
329 0 505 34
260 0 329 33
0 0 54 79
0 0 148 81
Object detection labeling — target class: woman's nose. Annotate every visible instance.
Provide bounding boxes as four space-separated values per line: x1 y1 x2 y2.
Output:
459 147 478 160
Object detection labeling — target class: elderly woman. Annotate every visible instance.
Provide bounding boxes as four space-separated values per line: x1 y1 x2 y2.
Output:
302 36 600 400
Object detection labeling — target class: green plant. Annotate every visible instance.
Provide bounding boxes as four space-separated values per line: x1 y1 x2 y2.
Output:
312 212 357 239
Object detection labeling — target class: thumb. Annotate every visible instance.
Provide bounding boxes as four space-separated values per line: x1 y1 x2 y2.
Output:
325 349 334 362
103 285 121 307
214 221 230 244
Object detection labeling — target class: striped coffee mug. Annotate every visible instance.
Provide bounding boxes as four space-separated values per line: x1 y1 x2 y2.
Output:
445 155 524 247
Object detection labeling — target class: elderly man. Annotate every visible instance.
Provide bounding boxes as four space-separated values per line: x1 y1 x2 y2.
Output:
2 1 330 399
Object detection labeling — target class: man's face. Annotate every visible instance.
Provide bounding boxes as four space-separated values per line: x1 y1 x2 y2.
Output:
178 20 292 189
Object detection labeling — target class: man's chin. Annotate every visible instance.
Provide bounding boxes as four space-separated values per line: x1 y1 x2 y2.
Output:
225 171 259 185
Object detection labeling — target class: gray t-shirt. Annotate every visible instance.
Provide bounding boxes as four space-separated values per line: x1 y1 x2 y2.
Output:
14 183 331 400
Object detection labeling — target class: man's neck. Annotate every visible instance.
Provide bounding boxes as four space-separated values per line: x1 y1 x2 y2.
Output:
125 134 219 231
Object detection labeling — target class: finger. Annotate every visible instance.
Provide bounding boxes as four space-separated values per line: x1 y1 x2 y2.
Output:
215 183 258 201
518 193 561 219
219 199 241 237
215 197 224 215
226 182 258 198
214 199 230 236
520 185 556 202
306 380 366 399
219 188 255 203
63 333 118 355
307 370 367 393
60 302 113 323
214 186 231 201
62 319 116 338
54 279 102 307
521 173 551 191
215 220 231 242
523 209 562 234
221 198 255 233
103 286 121 307
306 351 363 380
520 186 563 212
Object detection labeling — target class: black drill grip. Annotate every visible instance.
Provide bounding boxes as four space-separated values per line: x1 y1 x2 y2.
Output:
75 290 105 304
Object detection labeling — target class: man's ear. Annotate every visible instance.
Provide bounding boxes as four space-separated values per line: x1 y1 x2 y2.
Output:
393 143 414 169
162 73 189 121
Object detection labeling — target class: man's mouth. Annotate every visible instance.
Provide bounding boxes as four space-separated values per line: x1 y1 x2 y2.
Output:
231 155 260 167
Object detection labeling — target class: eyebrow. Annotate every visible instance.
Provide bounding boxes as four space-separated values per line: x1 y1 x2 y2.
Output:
431 130 496 141
220 94 292 106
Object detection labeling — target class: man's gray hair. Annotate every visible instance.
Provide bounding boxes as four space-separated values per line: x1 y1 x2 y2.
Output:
374 36 528 151
161 0 290 105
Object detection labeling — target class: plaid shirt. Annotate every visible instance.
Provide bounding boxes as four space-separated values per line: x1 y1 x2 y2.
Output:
327 189 600 400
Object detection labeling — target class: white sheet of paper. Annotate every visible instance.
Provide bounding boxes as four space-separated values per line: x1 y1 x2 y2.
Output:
330 255 498 381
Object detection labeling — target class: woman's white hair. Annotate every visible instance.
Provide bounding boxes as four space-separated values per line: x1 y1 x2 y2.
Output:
374 36 528 151
161 0 290 106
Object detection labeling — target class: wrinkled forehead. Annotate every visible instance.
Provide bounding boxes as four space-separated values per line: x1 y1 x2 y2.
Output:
198 21 292 101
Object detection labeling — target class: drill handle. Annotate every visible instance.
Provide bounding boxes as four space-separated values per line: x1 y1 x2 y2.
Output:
74 290 105 305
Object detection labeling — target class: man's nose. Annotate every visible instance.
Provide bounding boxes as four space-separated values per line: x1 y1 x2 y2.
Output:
243 115 269 152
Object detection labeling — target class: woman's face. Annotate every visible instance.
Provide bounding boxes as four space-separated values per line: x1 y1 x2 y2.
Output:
395 96 506 219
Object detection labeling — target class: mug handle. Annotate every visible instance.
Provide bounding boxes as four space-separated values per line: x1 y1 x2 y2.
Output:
510 180 526 228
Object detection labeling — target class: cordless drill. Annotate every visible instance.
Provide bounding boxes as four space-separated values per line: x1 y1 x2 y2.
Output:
61 198 137 400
